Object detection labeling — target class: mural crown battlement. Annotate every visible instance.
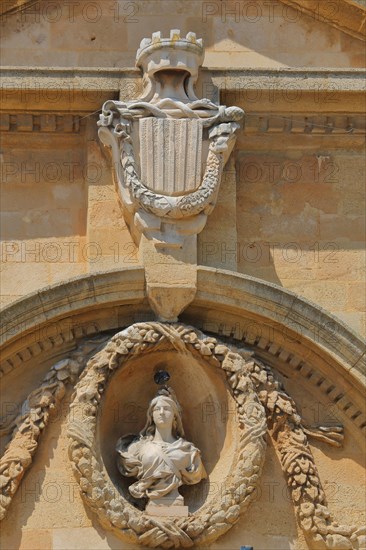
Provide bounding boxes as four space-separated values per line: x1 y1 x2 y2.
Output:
136 29 204 82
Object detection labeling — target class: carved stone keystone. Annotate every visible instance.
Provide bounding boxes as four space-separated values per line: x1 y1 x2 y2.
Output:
98 30 244 320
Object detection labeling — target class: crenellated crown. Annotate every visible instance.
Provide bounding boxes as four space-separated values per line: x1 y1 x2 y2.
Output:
136 30 204 79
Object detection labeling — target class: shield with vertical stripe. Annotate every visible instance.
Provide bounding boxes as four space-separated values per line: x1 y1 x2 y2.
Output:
138 118 204 196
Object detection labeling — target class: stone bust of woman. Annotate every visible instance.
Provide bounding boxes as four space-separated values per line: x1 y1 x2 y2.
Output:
116 388 206 515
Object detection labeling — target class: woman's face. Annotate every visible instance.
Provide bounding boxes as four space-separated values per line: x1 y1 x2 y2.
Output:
152 398 175 431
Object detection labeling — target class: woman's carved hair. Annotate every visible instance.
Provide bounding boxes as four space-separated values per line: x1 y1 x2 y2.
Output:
140 387 185 439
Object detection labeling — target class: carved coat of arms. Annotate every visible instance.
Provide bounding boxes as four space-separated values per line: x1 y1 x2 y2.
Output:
98 30 244 248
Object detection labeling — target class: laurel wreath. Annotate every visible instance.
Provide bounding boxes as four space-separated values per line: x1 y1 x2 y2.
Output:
67 322 267 548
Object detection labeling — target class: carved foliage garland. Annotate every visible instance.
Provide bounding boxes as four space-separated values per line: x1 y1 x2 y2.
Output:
67 323 267 548
0 336 109 521
246 359 366 550
67 323 366 550
120 130 225 219
2 321 364 548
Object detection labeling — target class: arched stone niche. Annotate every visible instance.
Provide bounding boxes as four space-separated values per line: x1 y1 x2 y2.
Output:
67 323 268 548
98 349 236 512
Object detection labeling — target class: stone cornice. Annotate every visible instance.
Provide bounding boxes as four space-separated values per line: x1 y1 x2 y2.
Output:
0 113 85 133
1 112 364 138
1 68 364 139
1 66 365 92
209 68 366 93
2 0 365 41
241 113 366 135
279 0 366 41
1 67 365 113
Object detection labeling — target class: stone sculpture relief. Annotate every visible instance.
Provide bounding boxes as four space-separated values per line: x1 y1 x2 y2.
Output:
1 321 364 548
98 30 244 248
67 323 267 547
0 335 109 521
116 387 206 516
98 30 245 320
65 322 366 549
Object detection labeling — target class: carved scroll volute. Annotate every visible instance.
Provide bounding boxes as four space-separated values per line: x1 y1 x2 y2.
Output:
98 30 244 321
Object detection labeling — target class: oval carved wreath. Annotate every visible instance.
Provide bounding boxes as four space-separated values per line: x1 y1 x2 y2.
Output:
67 323 267 548
68 322 365 550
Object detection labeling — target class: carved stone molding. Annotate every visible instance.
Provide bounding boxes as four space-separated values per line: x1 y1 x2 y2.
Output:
2 67 365 98
0 267 146 347
243 113 366 135
0 321 100 378
0 0 38 17
279 0 366 41
0 113 84 133
0 111 363 136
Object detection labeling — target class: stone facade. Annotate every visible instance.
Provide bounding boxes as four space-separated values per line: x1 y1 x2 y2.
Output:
1 0 365 334
0 1 365 549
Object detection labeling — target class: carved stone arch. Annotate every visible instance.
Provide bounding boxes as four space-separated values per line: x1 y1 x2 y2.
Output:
2 267 364 435
184 268 366 439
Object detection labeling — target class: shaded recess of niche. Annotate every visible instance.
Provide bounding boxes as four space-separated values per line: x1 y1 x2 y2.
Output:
97 349 237 513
